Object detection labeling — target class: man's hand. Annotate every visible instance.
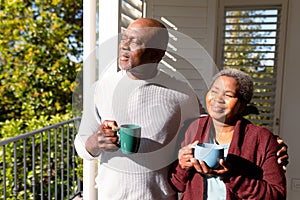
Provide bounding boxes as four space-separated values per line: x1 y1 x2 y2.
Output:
85 120 120 157
276 136 289 171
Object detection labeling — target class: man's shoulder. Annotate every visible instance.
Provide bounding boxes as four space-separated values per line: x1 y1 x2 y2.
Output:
156 70 196 93
95 70 124 86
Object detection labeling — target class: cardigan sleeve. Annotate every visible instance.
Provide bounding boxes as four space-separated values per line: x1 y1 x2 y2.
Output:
226 125 286 199
170 118 204 192
170 160 194 192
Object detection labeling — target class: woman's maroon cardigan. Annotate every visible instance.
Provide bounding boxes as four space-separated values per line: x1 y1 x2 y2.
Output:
170 116 286 200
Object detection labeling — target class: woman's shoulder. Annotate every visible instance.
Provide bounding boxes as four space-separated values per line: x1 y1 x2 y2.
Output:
190 114 209 126
184 115 210 136
243 118 276 139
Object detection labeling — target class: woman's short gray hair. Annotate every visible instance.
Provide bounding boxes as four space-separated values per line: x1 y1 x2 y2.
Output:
210 68 254 104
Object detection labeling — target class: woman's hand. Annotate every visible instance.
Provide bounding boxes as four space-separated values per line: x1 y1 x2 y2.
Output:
178 141 199 170
191 158 231 180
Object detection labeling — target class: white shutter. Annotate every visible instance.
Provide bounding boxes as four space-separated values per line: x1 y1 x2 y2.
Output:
217 1 287 132
121 0 144 31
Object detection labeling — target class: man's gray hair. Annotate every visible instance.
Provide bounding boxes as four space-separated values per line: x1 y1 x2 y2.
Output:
210 68 254 104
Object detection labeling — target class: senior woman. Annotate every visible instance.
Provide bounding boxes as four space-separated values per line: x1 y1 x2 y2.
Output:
170 68 286 199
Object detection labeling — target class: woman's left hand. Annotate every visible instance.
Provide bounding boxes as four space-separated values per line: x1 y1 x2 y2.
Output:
191 158 231 179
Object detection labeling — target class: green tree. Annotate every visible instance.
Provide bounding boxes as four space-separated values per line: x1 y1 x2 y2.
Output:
0 1 83 198
0 0 83 123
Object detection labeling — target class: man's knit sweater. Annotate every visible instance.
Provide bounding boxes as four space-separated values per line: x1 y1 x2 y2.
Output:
75 69 201 199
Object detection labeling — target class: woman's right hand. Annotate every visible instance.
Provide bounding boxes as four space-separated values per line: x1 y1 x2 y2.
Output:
178 140 199 170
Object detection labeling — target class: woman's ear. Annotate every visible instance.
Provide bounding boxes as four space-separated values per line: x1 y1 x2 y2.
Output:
238 102 247 115
241 105 259 116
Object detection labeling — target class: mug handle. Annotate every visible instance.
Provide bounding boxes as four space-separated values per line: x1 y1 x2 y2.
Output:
114 129 121 147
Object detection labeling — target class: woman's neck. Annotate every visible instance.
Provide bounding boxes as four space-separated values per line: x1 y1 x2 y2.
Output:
212 119 235 144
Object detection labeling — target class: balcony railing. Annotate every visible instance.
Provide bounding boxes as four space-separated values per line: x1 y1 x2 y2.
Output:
0 117 82 200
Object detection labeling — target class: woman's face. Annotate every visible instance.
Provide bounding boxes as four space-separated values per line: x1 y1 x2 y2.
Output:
206 76 246 124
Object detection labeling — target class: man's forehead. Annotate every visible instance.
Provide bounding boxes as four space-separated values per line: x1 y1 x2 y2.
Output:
125 27 153 34
123 28 156 41
123 28 141 34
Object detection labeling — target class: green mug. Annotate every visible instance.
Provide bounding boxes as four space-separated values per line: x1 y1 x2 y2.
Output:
118 124 141 154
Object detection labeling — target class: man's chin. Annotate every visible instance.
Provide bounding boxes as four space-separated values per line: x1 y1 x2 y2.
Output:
118 64 132 71
118 67 127 71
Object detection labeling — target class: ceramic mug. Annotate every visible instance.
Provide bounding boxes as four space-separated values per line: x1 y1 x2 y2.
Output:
192 143 224 169
118 124 141 154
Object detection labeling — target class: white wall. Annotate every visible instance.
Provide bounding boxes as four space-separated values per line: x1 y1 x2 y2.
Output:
280 0 300 199
147 0 217 107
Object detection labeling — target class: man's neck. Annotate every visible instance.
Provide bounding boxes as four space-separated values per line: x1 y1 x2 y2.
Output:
126 64 158 80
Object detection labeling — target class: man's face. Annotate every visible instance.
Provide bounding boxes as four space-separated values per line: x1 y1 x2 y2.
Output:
118 25 156 71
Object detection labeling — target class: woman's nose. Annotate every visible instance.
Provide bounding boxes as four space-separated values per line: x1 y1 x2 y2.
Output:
213 92 225 102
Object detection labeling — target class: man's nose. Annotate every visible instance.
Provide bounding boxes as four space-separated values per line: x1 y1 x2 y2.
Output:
120 42 130 50
120 39 131 50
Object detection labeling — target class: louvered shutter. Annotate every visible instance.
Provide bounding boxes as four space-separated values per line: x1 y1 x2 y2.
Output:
121 0 144 31
218 3 287 132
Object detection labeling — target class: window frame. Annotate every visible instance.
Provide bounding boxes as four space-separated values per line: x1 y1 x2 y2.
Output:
215 0 289 133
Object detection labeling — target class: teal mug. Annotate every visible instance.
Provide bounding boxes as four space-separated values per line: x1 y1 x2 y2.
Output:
117 124 141 154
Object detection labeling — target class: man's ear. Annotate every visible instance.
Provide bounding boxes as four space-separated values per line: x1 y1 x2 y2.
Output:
149 49 165 63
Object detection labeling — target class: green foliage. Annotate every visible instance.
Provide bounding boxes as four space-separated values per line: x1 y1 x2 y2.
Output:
0 113 71 138
0 0 84 198
0 114 83 199
0 0 83 122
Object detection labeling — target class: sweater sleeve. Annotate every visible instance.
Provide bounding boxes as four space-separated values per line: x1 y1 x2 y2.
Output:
226 126 286 199
74 83 102 160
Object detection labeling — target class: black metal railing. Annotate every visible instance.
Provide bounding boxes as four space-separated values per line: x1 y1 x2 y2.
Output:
0 117 82 200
